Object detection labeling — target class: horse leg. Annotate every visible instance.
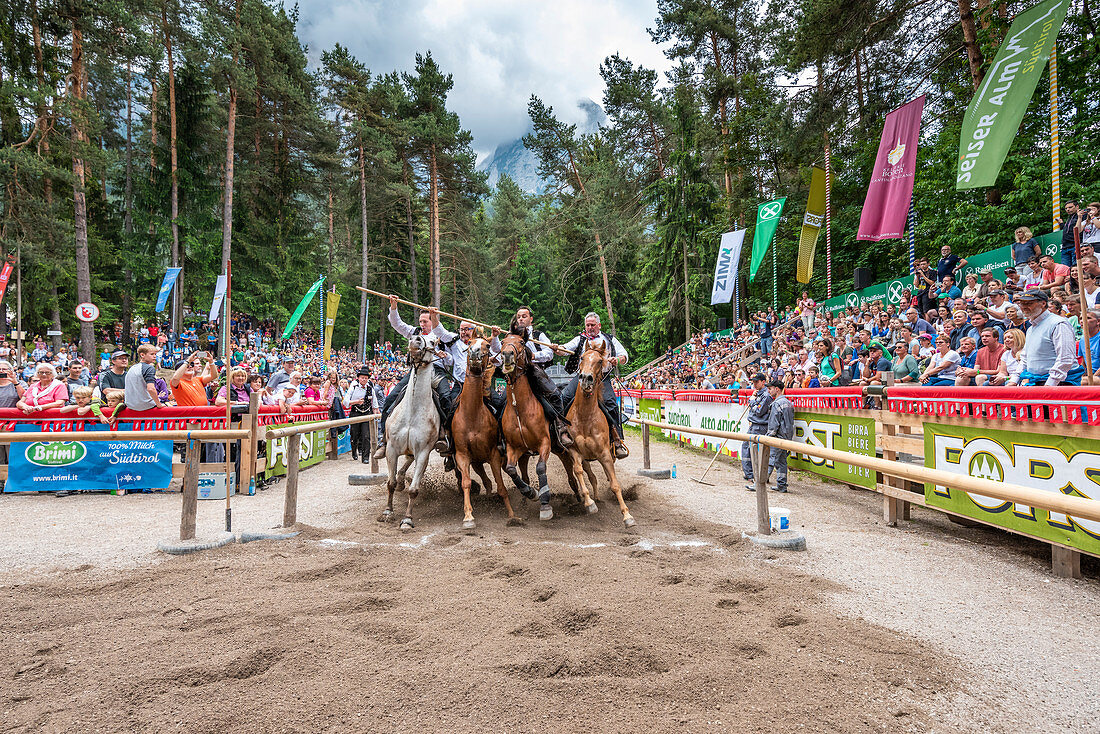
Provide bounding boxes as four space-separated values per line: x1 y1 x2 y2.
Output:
583 460 599 501
519 454 531 488
401 449 432 532
567 448 597 515
504 445 536 500
599 453 635 528
457 452 475 530
397 455 413 492
490 452 520 525
380 447 398 522
535 445 554 521
472 462 493 495
557 448 583 501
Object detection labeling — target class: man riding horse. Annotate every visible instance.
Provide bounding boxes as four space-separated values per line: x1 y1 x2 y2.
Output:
554 312 629 460
490 306 574 449
373 295 455 460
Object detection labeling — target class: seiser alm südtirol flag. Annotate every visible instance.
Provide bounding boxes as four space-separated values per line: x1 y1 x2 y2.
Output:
956 0 1070 190
857 95 924 241
797 166 826 283
710 229 746 305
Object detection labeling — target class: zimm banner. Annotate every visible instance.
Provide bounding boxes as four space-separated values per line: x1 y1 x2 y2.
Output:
819 234 1061 317
924 422 1100 555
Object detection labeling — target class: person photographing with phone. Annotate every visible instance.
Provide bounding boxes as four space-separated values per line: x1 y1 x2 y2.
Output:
170 350 218 406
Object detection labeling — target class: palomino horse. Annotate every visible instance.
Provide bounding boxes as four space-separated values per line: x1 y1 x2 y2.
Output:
499 332 595 520
381 333 441 531
452 337 517 529
567 340 635 527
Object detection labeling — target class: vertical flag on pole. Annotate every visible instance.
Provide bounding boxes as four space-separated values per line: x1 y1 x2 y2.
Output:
797 166 827 283
749 198 786 281
857 96 925 241
155 267 182 313
1050 42 1061 231
825 142 833 299
710 230 746 305
323 291 341 361
281 276 326 340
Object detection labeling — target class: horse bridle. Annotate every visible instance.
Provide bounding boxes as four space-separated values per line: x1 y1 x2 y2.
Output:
499 339 529 385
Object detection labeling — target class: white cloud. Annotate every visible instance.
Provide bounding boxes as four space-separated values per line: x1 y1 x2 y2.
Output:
295 0 671 156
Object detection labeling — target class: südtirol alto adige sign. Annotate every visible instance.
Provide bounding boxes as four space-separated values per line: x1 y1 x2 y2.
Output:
924 423 1100 555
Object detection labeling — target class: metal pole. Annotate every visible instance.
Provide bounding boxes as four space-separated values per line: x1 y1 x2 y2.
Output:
1050 43 1061 232
15 242 22 364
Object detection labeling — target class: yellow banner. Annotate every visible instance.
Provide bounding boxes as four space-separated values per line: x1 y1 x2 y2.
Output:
323 291 341 360
797 166 826 283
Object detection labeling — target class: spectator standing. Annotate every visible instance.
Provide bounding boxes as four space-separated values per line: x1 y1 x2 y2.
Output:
1060 200 1080 267
95 350 129 399
125 344 165 411
763 380 794 493
936 244 968 282
798 292 817 330
64 362 88 400
1013 227 1043 277
741 373 772 486
1077 202 1100 249
170 352 217 406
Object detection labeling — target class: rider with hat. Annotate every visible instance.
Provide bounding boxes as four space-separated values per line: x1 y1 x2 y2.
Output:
554 312 629 459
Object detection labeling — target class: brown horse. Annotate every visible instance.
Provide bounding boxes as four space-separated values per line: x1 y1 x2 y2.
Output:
567 340 635 527
499 332 594 520
452 337 517 529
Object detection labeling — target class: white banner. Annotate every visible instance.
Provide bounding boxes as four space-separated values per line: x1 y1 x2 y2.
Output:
710 229 745 305
208 275 227 322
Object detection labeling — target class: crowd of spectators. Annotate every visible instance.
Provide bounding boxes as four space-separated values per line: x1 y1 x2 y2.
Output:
633 202 1100 391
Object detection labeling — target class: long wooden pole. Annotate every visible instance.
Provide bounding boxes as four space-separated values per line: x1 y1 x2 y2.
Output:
224 259 233 531
631 417 1100 525
355 286 573 355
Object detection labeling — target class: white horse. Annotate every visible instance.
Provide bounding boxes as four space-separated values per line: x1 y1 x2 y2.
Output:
381 333 442 531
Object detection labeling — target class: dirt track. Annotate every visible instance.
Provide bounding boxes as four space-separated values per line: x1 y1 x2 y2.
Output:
2 459 960 734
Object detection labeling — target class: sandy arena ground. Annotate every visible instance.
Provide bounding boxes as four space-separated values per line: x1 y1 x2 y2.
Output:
1 433 1098 733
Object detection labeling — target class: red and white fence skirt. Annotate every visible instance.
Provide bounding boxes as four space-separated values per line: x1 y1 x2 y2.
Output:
0 405 329 433
618 386 1100 426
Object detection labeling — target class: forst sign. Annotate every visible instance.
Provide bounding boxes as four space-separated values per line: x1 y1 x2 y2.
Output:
925 424 1100 554
789 412 876 488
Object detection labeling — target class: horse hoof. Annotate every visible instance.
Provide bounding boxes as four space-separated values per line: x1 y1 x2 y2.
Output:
399 518 415 531
539 505 554 522
462 519 476 530
624 515 637 528
585 502 598 515
506 517 524 527
519 485 537 500
378 510 394 523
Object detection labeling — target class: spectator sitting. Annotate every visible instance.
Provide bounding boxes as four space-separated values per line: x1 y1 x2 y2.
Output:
961 273 981 301
953 337 979 386
1015 290 1083 386
17 363 69 414
939 274 962 301
124 344 165 411
95 349 129 401
905 307 934 336
971 328 1007 386
890 341 920 383
1038 254 1070 292
977 268 996 298
804 366 821 388
215 368 251 406
919 336 960 386
1003 302 1029 333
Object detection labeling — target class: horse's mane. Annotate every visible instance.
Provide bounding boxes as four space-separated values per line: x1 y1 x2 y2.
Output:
508 317 526 338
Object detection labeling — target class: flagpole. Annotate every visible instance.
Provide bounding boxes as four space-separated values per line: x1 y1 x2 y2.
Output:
771 241 777 311
825 136 833 299
223 259 233 533
1049 43 1061 232
908 203 917 277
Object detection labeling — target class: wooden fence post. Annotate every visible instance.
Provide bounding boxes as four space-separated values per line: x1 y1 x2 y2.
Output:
1052 546 1082 579
180 423 202 541
369 418 379 473
283 433 301 528
642 421 651 470
753 441 771 534
883 422 901 526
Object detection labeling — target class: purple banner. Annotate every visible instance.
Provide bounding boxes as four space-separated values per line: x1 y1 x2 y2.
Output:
857 96 925 241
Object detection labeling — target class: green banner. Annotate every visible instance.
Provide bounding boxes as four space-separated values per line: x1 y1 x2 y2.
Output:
819 234 1061 317
788 411 876 489
639 398 662 439
749 197 786 282
265 422 327 478
924 423 1100 555
956 0 1070 190
281 276 325 340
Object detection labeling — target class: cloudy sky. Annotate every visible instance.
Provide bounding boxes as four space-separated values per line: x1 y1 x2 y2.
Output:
295 0 672 158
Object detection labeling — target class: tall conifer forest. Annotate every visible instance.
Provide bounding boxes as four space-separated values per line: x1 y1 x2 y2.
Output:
1 0 1098 365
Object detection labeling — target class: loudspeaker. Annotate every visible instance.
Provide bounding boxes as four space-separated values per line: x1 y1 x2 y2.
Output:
717 317 728 331
854 267 872 290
